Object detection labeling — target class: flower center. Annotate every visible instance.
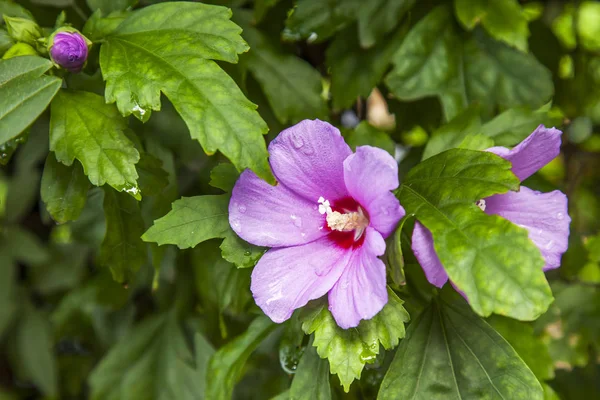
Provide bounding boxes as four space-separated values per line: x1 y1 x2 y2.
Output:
318 197 369 241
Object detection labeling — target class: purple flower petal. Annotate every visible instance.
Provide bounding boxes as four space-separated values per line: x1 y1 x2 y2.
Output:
268 119 352 203
250 236 352 323
485 187 570 271
229 170 328 247
50 31 88 73
343 146 404 238
486 125 562 181
328 228 388 328
411 221 448 288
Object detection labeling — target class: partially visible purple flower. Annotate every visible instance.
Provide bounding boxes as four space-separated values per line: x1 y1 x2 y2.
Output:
412 125 571 294
229 120 405 329
50 31 88 73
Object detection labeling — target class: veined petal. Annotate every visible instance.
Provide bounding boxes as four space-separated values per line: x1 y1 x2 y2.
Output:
229 170 327 247
411 221 448 288
343 146 404 238
251 237 352 323
486 125 562 181
268 119 352 202
485 187 570 271
328 228 388 329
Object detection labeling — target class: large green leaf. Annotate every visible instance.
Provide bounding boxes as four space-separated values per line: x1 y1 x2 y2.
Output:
142 195 229 249
89 313 206 400
98 187 146 283
290 339 331 400
100 2 272 182
386 6 553 119
41 153 90 224
300 289 409 392
454 0 529 51
0 56 61 144
422 107 482 160
378 300 543 399
206 316 277 400
327 23 408 109
236 10 326 124
358 0 415 48
399 149 553 320
49 90 141 195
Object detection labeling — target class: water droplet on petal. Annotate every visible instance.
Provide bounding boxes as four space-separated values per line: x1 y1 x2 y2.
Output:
294 217 303 228
546 240 554 250
557 212 564 220
290 133 304 149
238 204 247 213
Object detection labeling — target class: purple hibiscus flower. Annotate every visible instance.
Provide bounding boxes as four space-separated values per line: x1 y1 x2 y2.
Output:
50 31 88 73
229 119 405 328
412 125 571 292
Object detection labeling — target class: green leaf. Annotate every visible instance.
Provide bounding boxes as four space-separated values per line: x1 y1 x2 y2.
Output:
454 0 529 51
220 230 266 268
16 303 58 397
82 9 129 42
142 195 229 249
41 153 90 224
0 29 14 56
236 10 327 124
422 107 482 160
100 2 273 183
301 289 409 392
0 56 61 145
358 0 414 48
89 313 206 400
488 315 554 381
378 300 543 399
386 6 553 119
209 163 240 193
480 105 561 146
328 23 408 109
254 0 281 22
0 0 34 21
384 216 410 287
49 90 141 195
98 187 146 283
284 0 360 43
86 0 136 14
2 225 50 266
290 339 331 400
135 152 168 197
344 121 395 155
399 149 553 320
206 316 277 400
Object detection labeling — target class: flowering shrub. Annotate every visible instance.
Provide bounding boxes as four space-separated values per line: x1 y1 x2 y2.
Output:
0 1 599 399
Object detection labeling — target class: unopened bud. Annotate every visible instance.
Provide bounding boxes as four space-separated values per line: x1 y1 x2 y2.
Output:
49 29 91 73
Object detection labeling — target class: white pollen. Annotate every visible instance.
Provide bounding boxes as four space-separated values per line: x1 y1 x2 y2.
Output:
477 199 486 212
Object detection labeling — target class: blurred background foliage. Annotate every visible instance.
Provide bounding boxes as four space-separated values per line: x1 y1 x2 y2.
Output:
0 0 599 399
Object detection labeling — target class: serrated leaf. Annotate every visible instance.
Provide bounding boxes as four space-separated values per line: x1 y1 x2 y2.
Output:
206 316 277 400
100 2 273 183
290 339 331 400
49 90 141 195
399 149 553 320
454 0 529 51
89 313 206 400
301 289 409 392
488 315 554 381
142 195 230 249
284 0 360 43
236 10 327 124
220 231 266 269
378 300 543 399
0 56 61 144
328 23 408 109
41 153 90 224
386 6 553 119
358 0 414 48
98 187 145 283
